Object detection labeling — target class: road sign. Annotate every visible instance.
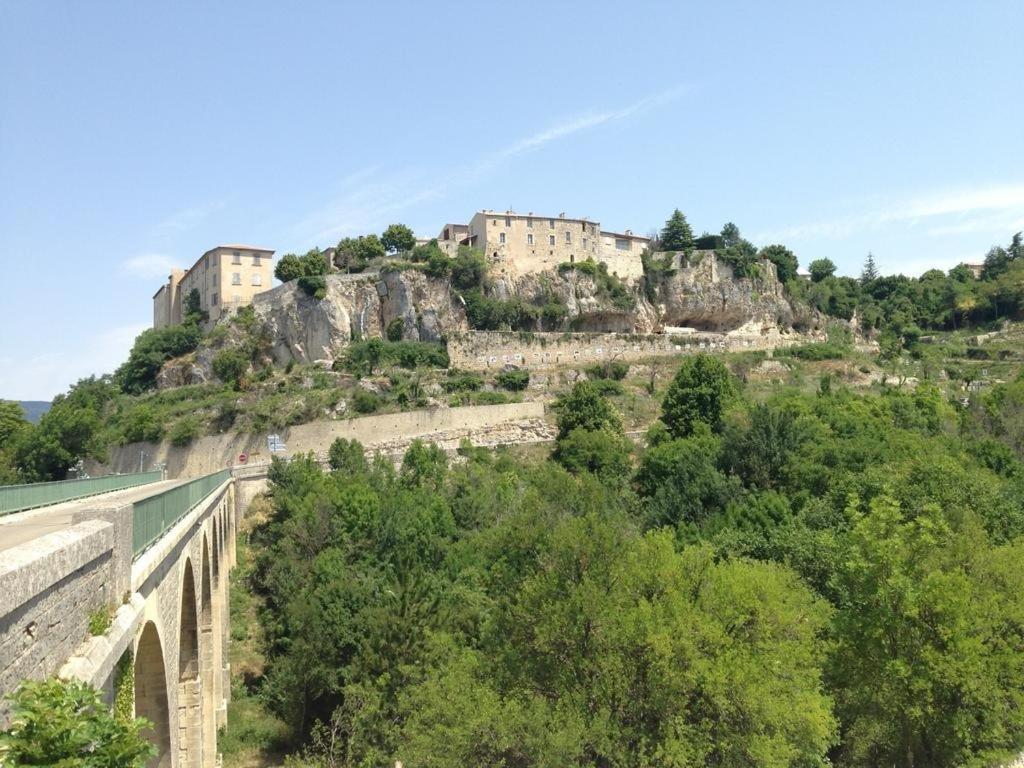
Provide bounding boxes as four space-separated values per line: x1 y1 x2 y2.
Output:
267 434 287 453
238 453 248 464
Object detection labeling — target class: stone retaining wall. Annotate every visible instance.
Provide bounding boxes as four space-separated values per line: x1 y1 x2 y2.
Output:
447 329 814 372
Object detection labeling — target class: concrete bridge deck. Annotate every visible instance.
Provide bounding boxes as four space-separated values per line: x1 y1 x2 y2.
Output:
0 478 188 553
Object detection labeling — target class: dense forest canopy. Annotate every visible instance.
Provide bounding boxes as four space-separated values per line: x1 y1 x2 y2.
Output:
245 354 1024 768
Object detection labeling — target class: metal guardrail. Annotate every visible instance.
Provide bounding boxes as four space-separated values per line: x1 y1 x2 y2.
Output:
0 470 164 517
132 469 231 557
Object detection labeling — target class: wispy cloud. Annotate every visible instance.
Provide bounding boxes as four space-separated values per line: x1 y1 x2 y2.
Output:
295 86 687 246
122 253 179 279
157 199 227 232
755 183 1024 243
0 323 148 401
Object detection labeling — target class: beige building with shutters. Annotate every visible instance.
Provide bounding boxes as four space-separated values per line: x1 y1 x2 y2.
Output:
437 210 649 281
152 245 275 329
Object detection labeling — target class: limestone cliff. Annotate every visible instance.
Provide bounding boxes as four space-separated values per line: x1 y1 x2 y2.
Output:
157 251 825 382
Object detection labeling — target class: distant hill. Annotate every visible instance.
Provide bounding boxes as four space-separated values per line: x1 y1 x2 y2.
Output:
18 400 50 423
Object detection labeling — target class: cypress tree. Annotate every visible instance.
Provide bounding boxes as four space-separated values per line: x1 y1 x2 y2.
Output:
660 209 694 252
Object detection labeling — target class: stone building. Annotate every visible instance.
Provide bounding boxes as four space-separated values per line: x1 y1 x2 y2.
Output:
436 210 650 280
152 245 275 329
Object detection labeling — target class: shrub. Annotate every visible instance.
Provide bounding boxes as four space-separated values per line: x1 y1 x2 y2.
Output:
169 417 201 447
352 389 381 414
586 360 629 380
88 607 111 636
212 348 249 389
661 355 738 437
297 275 327 299
444 370 484 392
115 323 203 394
590 378 625 397
775 342 848 361
495 369 530 391
335 234 385 273
0 678 155 767
424 249 451 278
451 247 487 289
120 405 164 444
386 318 405 342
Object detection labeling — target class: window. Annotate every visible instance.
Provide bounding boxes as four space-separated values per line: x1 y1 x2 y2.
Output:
213 273 218 285
252 274 262 286
505 216 511 227
615 238 630 251
549 234 556 246
549 219 555 228
232 272 241 285
499 232 506 244
527 218 533 228
252 254 261 266
527 233 534 246
565 231 571 244
212 293 218 306
233 294 241 303
232 250 241 264
583 238 588 249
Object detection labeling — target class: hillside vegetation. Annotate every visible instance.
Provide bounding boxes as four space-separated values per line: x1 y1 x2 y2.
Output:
226 351 1024 768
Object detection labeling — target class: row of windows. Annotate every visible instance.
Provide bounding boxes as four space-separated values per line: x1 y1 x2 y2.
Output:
493 217 599 234
499 232 590 247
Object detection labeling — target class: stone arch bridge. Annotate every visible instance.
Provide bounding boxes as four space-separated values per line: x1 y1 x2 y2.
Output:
0 467 269 767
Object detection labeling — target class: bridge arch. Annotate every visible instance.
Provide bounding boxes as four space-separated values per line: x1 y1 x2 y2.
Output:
200 537 216 767
135 620 172 768
178 559 201 768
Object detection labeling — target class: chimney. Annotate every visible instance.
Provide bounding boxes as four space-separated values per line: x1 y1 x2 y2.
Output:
559 212 565 218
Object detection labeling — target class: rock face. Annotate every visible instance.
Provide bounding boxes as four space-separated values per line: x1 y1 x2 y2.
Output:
652 253 816 333
159 251 828 377
251 271 467 365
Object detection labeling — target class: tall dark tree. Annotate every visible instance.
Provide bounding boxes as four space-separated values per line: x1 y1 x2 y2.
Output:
660 209 694 252
860 252 879 284
660 355 738 438
720 222 741 248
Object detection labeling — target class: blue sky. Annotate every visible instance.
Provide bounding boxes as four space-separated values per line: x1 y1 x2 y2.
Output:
1 1 1022 399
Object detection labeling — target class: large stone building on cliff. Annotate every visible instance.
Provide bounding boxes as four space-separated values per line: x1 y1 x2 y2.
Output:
152 244 275 329
437 210 650 280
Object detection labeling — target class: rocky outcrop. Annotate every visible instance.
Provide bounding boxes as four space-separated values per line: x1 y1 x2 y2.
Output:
157 251 828 378
652 252 820 333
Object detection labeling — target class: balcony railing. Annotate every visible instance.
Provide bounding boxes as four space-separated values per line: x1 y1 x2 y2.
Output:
132 469 231 557
0 470 164 517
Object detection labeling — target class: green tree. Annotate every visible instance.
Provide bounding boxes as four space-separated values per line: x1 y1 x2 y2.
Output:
0 401 31 483
381 223 416 254
660 354 738 438
860 252 879 284
809 258 837 282
634 427 736 528
720 221 741 248
328 437 368 474
659 208 694 252
760 244 799 283
450 247 487 289
829 495 1024 767
274 253 305 283
553 427 632 482
115 323 203 394
335 235 385 273
553 381 621 440
0 678 156 767
183 288 205 322
299 248 328 276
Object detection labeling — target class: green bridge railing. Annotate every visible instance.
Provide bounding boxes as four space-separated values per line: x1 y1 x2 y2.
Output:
0 470 164 517
132 469 231 557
